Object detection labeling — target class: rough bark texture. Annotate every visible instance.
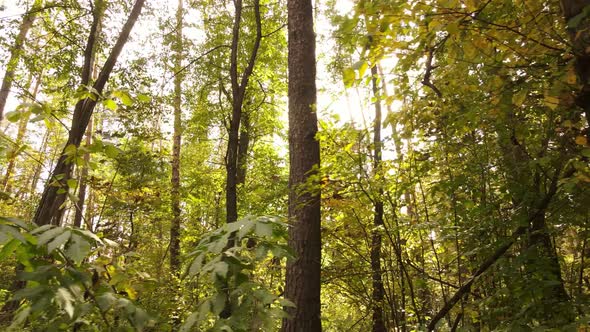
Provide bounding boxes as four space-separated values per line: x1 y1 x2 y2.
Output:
369 64 386 332
32 0 145 226
561 0 590 141
170 0 183 274
225 0 261 228
281 0 322 330
236 112 250 185
0 0 40 120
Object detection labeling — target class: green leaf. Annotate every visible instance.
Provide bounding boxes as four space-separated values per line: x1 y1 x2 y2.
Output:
512 90 527 106
55 288 75 318
67 179 78 189
214 261 229 279
37 227 65 246
0 239 20 260
64 233 92 264
104 144 120 159
212 293 226 315
31 224 53 235
96 292 117 311
137 94 151 103
5 111 21 122
255 221 273 238
47 230 71 253
74 229 102 244
103 99 118 111
188 253 204 276
343 68 356 88
113 90 134 106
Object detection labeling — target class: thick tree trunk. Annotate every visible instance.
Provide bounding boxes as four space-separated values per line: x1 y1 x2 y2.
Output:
561 0 590 141
0 0 41 120
236 111 250 185
32 0 145 226
281 0 321 331
170 0 183 274
369 64 386 332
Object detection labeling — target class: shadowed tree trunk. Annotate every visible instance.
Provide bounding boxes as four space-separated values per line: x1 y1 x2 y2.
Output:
32 0 146 226
281 0 322 330
0 0 41 120
236 111 250 185
561 0 590 142
369 63 386 332
220 0 262 319
74 0 104 229
170 0 183 274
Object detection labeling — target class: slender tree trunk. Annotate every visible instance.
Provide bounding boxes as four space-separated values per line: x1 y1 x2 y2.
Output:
29 129 49 195
170 0 183 274
73 0 104 228
225 0 262 229
369 64 386 332
32 0 145 226
73 116 92 228
0 0 41 120
281 0 321 330
2 75 41 192
221 0 262 318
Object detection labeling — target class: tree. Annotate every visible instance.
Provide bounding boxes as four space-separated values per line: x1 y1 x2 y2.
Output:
170 0 184 274
33 0 146 226
0 0 41 120
282 0 322 330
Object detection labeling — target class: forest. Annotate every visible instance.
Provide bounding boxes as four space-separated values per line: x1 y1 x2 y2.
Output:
0 0 589 331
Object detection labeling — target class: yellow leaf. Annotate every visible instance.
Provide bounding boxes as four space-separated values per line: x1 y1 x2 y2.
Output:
512 90 527 106
576 136 588 145
544 95 559 110
566 68 577 85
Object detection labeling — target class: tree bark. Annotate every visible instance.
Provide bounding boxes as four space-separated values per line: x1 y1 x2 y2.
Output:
369 64 386 332
0 0 41 120
561 0 590 141
32 0 146 226
236 111 250 185
2 75 41 193
221 0 262 319
281 0 321 330
170 0 183 274
225 0 262 229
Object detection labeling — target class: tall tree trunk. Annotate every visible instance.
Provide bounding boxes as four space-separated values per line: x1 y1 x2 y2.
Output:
74 0 104 228
369 63 386 332
561 0 590 142
170 0 183 274
221 0 262 319
236 111 250 185
281 0 321 330
225 0 262 228
32 0 145 226
2 74 41 193
73 116 92 228
0 0 41 120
